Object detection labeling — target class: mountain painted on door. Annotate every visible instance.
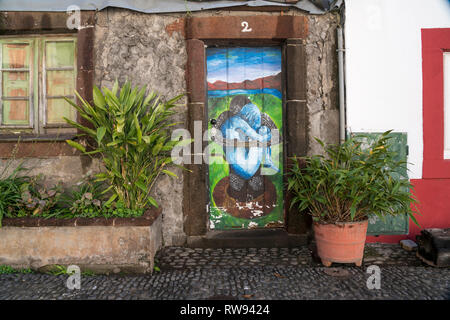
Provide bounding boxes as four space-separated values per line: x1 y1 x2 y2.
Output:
206 47 282 88
207 72 281 91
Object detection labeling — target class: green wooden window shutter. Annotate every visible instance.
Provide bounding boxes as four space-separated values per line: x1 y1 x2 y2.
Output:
352 132 410 236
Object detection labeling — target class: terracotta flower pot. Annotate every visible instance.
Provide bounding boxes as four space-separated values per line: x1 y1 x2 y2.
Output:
313 220 368 267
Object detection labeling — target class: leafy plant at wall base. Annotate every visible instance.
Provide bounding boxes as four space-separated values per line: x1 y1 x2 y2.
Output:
46 265 70 276
0 265 34 274
102 201 144 218
0 163 30 227
18 181 63 217
81 269 96 276
60 178 106 216
154 258 161 272
64 80 185 210
44 265 97 276
44 265 91 276
287 130 420 225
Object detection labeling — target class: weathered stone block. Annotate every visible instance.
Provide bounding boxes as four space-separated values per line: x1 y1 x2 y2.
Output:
0 156 103 188
400 239 418 251
0 214 162 273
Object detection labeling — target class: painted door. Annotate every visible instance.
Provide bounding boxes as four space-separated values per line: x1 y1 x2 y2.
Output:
206 46 284 230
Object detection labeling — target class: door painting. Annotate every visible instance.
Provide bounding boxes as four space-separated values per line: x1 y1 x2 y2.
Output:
206 46 284 230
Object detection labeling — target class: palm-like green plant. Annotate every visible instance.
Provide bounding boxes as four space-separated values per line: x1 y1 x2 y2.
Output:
64 80 184 210
0 164 30 227
287 131 420 225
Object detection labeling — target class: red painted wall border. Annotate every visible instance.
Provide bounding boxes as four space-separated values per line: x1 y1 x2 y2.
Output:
367 28 450 243
367 178 450 243
422 28 450 178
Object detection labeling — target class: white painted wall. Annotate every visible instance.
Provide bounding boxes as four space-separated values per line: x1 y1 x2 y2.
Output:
345 0 450 179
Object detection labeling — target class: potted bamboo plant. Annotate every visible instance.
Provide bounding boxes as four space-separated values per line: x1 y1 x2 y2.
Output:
287 131 420 267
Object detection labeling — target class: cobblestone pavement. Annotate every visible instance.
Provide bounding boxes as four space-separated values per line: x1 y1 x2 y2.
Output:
0 244 449 300
154 243 422 270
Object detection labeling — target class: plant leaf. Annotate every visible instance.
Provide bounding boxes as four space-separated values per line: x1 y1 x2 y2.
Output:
97 127 106 143
148 196 158 208
104 194 117 207
93 86 106 110
162 170 177 178
66 140 86 153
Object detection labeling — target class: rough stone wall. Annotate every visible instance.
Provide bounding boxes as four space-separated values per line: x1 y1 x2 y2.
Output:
305 13 340 155
93 8 188 246
0 157 103 188
0 8 340 245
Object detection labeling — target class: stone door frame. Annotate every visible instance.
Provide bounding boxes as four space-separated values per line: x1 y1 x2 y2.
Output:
183 15 309 237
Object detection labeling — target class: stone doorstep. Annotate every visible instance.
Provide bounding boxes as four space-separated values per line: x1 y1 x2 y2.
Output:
1 206 162 228
186 229 310 248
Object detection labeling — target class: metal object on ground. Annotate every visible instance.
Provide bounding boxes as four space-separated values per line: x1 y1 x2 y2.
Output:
416 228 450 267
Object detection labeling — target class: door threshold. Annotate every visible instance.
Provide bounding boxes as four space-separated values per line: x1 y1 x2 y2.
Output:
187 228 309 248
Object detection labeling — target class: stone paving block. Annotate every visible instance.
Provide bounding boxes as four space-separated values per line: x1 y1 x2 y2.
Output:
400 239 418 251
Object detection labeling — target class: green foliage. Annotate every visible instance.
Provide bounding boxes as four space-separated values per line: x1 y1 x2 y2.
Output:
44 265 96 276
287 131 420 225
64 80 184 210
153 258 161 272
46 265 71 276
101 201 144 218
0 265 34 274
60 178 105 216
52 178 144 219
0 157 66 224
81 269 96 276
0 172 144 221
69 192 102 215
0 163 30 227
18 180 63 217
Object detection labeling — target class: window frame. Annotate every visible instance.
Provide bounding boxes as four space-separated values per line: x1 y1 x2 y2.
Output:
0 34 77 138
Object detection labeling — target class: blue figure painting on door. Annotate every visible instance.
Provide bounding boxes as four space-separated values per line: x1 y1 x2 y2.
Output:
207 46 284 230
